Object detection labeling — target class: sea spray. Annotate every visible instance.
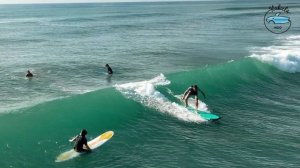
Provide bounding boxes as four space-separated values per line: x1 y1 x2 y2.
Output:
116 74 207 122
250 35 300 73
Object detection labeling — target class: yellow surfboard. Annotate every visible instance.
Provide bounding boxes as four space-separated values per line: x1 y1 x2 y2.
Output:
56 131 114 162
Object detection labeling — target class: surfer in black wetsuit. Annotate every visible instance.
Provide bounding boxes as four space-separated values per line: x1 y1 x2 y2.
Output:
182 85 206 110
26 70 33 78
70 129 91 153
105 64 113 75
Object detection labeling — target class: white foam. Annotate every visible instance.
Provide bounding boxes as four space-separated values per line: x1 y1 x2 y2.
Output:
116 74 206 123
175 94 208 112
250 35 300 73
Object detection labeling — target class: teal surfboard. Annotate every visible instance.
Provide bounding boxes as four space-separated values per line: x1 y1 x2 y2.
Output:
175 95 221 121
187 107 221 121
199 111 220 121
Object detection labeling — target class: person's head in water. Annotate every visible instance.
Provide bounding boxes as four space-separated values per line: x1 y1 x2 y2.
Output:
105 64 109 67
80 129 88 137
192 85 198 91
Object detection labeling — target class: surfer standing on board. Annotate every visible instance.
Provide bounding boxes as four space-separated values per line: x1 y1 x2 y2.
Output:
182 85 206 110
70 129 91 153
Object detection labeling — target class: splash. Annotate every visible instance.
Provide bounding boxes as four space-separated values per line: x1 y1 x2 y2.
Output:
116 74 206 123
250 35 300 73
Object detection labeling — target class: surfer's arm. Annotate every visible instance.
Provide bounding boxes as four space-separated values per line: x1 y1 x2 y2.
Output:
195 96 199 110
182 89 190 100
84 142 91 151
69 135 79 142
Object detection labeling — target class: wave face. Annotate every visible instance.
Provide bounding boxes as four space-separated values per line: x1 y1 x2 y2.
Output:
0 1 299 168
1 57 299 168
250 35 300 73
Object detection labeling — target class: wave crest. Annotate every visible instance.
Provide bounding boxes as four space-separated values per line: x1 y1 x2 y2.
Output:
116 74 206 123
250 35 300 73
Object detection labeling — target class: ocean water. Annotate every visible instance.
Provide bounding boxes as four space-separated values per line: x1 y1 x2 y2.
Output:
0 1 300 167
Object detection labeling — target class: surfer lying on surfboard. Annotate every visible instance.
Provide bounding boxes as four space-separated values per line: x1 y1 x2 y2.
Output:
69 129 91 153
182 85 206 110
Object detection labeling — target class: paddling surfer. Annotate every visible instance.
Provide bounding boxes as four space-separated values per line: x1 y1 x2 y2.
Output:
182 85 206 110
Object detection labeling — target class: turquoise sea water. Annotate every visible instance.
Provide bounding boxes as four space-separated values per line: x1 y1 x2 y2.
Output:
0 1 299 167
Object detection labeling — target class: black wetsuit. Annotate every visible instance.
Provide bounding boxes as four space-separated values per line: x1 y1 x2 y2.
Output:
73 135 88 152
26 73 33 77
107 67 113 74
188 87 198 96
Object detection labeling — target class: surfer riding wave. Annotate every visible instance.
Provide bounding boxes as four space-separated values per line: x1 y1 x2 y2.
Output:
182 85 206 110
